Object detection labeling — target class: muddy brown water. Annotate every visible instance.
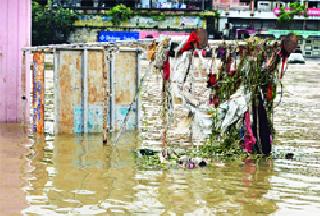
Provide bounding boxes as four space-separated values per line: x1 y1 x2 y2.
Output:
1 62 320 215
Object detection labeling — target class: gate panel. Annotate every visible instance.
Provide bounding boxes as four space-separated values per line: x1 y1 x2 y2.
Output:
57 51 82 134
114 51 138 131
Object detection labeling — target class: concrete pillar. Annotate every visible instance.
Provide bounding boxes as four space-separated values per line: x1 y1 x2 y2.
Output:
0 0 31 122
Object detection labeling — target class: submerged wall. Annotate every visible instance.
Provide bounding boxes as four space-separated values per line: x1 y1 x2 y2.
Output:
24 45 142 135
0 0 31 122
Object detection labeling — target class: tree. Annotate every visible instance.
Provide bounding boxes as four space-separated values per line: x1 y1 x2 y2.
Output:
110 4 132 26
32 0 77 46
278 1 306 29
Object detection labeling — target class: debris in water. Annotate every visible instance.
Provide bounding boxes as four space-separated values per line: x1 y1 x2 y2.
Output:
188 161 195 169
285 153 294 159
199 161 207 167
139 149 155 156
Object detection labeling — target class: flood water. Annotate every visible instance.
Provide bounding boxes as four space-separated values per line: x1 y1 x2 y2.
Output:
1 61 320 215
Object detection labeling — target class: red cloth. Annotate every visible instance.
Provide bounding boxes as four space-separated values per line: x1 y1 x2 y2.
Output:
180 31 200 53
207 74 217 87
280 58 286 79
244 111 256 153
209 94 219 108
162 55 170 81
279 45 289 79
266 83 273 101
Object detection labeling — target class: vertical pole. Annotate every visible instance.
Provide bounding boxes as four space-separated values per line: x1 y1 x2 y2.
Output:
161 77 168 158
39 52 45 133
32 52 35 131
135 49 140 130
83 48 88 133
111 52 116 132
43 52 46 134
250 0 254 16
108 53 113 132
103 49 108 143
21 51 26 126
53 48 58 134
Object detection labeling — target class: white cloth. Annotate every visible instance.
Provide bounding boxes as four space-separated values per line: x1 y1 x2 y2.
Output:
172 52 191 83
220 86 250 133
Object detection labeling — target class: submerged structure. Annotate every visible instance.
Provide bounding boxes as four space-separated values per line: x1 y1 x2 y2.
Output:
140 36 290 158
23 36 291 160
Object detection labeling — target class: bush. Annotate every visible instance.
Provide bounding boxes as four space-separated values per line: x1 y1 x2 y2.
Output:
32 0 77 45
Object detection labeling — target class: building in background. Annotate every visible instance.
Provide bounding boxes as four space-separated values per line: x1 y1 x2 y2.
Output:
50 0 218 42
213 0 320 57
52 0 213 10
50 0 320 57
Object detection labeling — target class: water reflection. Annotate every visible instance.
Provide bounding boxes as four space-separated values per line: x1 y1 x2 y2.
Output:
21 132 280 215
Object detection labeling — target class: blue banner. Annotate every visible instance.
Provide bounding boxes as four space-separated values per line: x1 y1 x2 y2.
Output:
98 31 139 42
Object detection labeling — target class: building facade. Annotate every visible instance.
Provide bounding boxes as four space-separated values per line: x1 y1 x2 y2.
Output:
51 0 320 56
214 0 320 57
51 0 218 42
53 0 213 10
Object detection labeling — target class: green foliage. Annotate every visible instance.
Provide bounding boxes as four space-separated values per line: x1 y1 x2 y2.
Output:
199 11 217 17
151 14 166 21
215 11 221 18
278 1 306 23
32 0 77 46
135 154 168 170
110 4 132 26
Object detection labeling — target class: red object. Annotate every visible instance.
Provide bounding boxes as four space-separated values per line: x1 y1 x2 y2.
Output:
226 56 236 76
213 95 219 108
202 50 207 57
228 69 236 77
279 43 290 79
280 57 286 79
244 111 256 153
207 74 217 87
209 94 219 108
162 55 170 81
266 83 273 101
180 31 200 53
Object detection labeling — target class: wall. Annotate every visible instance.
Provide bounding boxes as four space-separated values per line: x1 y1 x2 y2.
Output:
0 0 31 122
26 46 141 134
69 29 190 43
74 15 205 30
213 0 240 9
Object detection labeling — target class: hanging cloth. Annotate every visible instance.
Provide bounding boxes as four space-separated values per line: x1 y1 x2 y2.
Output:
162 52 170 81
244 111 256 153
147 41 157 61
179 31 200 54
266 83 273 102
257 93 272 155
226 54 237 77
